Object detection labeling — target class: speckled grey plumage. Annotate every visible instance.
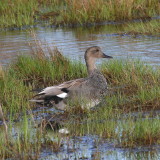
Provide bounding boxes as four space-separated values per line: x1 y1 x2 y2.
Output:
30 46 112 110
69 69 107 98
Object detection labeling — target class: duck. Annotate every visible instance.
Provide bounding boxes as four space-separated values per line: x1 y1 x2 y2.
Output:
30 46 113 110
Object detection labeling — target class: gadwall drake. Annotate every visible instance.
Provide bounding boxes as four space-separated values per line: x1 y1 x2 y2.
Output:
30 46 112 110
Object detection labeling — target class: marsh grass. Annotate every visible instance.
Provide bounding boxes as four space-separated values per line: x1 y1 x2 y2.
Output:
0 0 160 29
0 41 160 157
65 59 160 147
60 0 160 26
0 107 63 159
0 113 40 159
119 118 160 147
0 0 38 29
0 42 87 116
123 19 160 35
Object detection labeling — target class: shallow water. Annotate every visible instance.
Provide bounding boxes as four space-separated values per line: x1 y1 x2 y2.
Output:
0 23 160 159
1 119 160 160
0 24 160 66
39 135 160 160
0 105 160 160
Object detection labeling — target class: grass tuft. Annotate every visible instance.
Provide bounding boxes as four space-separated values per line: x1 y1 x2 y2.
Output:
123 19 160 35
0 0 160 29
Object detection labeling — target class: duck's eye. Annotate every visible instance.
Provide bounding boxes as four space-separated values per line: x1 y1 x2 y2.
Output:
96 49 99 52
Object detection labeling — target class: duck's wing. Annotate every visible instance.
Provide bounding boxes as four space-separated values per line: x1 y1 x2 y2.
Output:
30 78 86 104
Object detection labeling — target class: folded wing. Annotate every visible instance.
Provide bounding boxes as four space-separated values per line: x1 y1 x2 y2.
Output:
30 78 86 105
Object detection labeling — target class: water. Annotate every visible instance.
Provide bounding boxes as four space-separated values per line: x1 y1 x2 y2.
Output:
0 24 160 66
0 24 160 159
39 135 160 160
1 105 160 160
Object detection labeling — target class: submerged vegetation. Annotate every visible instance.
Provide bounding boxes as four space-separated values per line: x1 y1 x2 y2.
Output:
0 0 160 29
0 40 160 159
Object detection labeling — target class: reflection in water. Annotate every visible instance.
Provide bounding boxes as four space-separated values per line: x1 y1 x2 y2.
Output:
39 135 160 160
0 120 159 160
0 24 160 66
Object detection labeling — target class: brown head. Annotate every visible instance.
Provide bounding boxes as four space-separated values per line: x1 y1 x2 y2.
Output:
84 46 112 74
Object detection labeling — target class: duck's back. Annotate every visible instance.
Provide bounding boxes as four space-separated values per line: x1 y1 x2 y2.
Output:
69 69 108 99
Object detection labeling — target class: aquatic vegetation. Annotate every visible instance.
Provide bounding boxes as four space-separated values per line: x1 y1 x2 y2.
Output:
59 0 160 25
0 111 39 159
123 19 160 35
0 48 86 116
0 0 38 29
0 0 160 29
67 85 160 147
0 0 63 29
0 110 63 159
0 43 160 159
1 47 159 115
120 118 160 147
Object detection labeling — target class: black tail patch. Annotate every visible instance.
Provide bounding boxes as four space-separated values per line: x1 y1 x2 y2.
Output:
61 88 69 93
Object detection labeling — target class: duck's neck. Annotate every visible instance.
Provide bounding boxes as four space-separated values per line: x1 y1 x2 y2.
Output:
85 58 97 75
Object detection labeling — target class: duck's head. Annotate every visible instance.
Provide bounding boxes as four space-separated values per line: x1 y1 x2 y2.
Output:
84 46 112 74
84 46 112 61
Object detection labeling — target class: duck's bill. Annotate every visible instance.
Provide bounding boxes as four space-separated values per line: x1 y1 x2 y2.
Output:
103 53 113 58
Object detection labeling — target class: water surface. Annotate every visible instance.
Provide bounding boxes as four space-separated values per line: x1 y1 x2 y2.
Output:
0 24 160 66
0 23 160 160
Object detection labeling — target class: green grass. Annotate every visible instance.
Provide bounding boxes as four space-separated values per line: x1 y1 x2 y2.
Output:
59 0 160 26
0 0 160 29
0 111 62 159
64 58 160 147
0 0 38 29
122 19 160 35
0 46 87 116
2 53 159 115
0 0 63 29
66 84 160 147
0 45 160 158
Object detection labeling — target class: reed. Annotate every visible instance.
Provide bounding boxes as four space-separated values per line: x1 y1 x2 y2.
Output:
60 0 160 25
0 0 38 29
0 107 63 159
0 0 159 29
123 19 160 35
